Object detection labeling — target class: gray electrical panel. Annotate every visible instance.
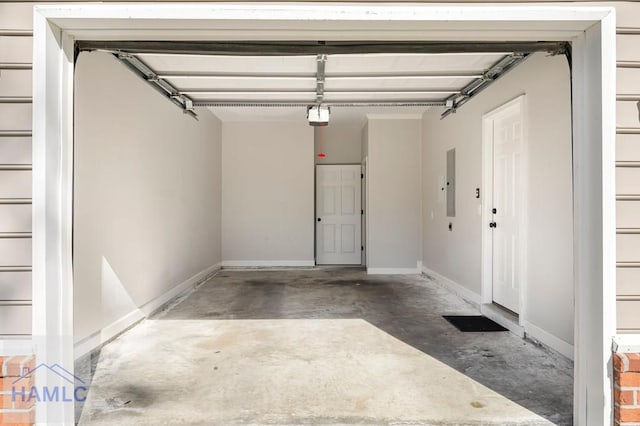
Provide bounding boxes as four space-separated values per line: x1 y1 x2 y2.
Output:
446 148 456 217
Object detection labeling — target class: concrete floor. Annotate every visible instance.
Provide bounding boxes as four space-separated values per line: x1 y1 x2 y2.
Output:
76 267 573 425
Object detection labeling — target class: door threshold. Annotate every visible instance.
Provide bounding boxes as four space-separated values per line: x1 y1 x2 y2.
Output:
480 303 524 338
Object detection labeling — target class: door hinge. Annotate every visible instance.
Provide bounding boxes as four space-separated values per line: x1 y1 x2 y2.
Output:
361 173 364 179
361 209 364 215
361 245 364 251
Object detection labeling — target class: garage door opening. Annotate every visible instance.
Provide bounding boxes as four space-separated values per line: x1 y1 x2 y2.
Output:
31 4 616 425
69 41 575 425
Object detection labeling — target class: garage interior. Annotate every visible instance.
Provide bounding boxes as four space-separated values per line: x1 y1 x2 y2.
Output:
71 40 575 425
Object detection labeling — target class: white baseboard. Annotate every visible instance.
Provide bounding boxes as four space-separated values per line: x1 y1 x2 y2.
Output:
139 262 221 316
221 260 315 268
524 320 574 360
422 265 481 306
74 262 222 359
368 261 422 275
367 268 419 275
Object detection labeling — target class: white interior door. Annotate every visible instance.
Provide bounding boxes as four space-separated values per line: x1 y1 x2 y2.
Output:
316 165 362 265
490 101 523 314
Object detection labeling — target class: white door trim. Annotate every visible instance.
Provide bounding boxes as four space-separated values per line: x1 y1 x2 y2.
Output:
481 95 527 325
362 157 368 267
33 4 616 425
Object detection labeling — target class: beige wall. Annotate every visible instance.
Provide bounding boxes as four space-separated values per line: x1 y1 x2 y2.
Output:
422 52 575 348
365 116 422 271
314 122 363 165
73 52 223 346
0 1 639 337
221 121 315 265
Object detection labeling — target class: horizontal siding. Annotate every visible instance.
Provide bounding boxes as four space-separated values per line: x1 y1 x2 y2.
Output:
615 167 640 195
0 4 33 31
617 300 640 333
617 134 640 161
617 201 640 229
0 305 31 335
0 104 32 130
617 100 640 128
615 22 640 331
617 67 640 96
0 271 31 300
609 1 640 29
617 234 640 263
0 136 32 164
0 205 31 232
0 5 34 339
618 267 640 296
617 34 640 63
0 238 31 267
0 36 32 64
0 69 32 97
0 170 31 198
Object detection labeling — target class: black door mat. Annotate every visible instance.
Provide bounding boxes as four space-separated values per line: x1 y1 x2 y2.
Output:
443 315 508 332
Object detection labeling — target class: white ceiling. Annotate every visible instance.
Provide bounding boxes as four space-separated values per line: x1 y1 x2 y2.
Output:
135 51 508 122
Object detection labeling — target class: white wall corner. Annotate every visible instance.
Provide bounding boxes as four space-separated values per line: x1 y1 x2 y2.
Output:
422 265 481 307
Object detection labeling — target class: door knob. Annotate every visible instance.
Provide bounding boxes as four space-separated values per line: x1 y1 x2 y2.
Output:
317 218 321 222
489 222 497 228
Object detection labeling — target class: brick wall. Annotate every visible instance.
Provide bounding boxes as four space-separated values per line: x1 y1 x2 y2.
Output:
0 356 35 425
614 353 640 425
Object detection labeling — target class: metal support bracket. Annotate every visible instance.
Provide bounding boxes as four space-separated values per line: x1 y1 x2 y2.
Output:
112 52 198 119
316 54 327 104
441 52 530 119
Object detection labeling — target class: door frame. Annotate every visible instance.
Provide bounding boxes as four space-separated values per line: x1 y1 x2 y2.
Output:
362 156 368 267
314 163 363 265
481 95 528 331
33 4 616 424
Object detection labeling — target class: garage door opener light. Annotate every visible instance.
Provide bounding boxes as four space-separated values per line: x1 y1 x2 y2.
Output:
308 105 330 126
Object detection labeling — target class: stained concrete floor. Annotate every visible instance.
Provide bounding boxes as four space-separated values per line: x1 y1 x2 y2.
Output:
76 267 573 425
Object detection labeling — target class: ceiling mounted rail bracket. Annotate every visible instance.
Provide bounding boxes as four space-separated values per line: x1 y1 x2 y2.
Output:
315 54 327 105
441 52 530 119
112 51 198 120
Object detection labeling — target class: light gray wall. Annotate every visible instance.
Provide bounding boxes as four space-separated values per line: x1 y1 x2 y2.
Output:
314 122 363 164
422 52 574 345
366 116 422 270
221 121 314 264
74 52 223 344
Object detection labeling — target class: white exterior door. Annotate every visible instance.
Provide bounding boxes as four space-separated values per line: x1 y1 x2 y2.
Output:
316 165 362 265
490 101 523 314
